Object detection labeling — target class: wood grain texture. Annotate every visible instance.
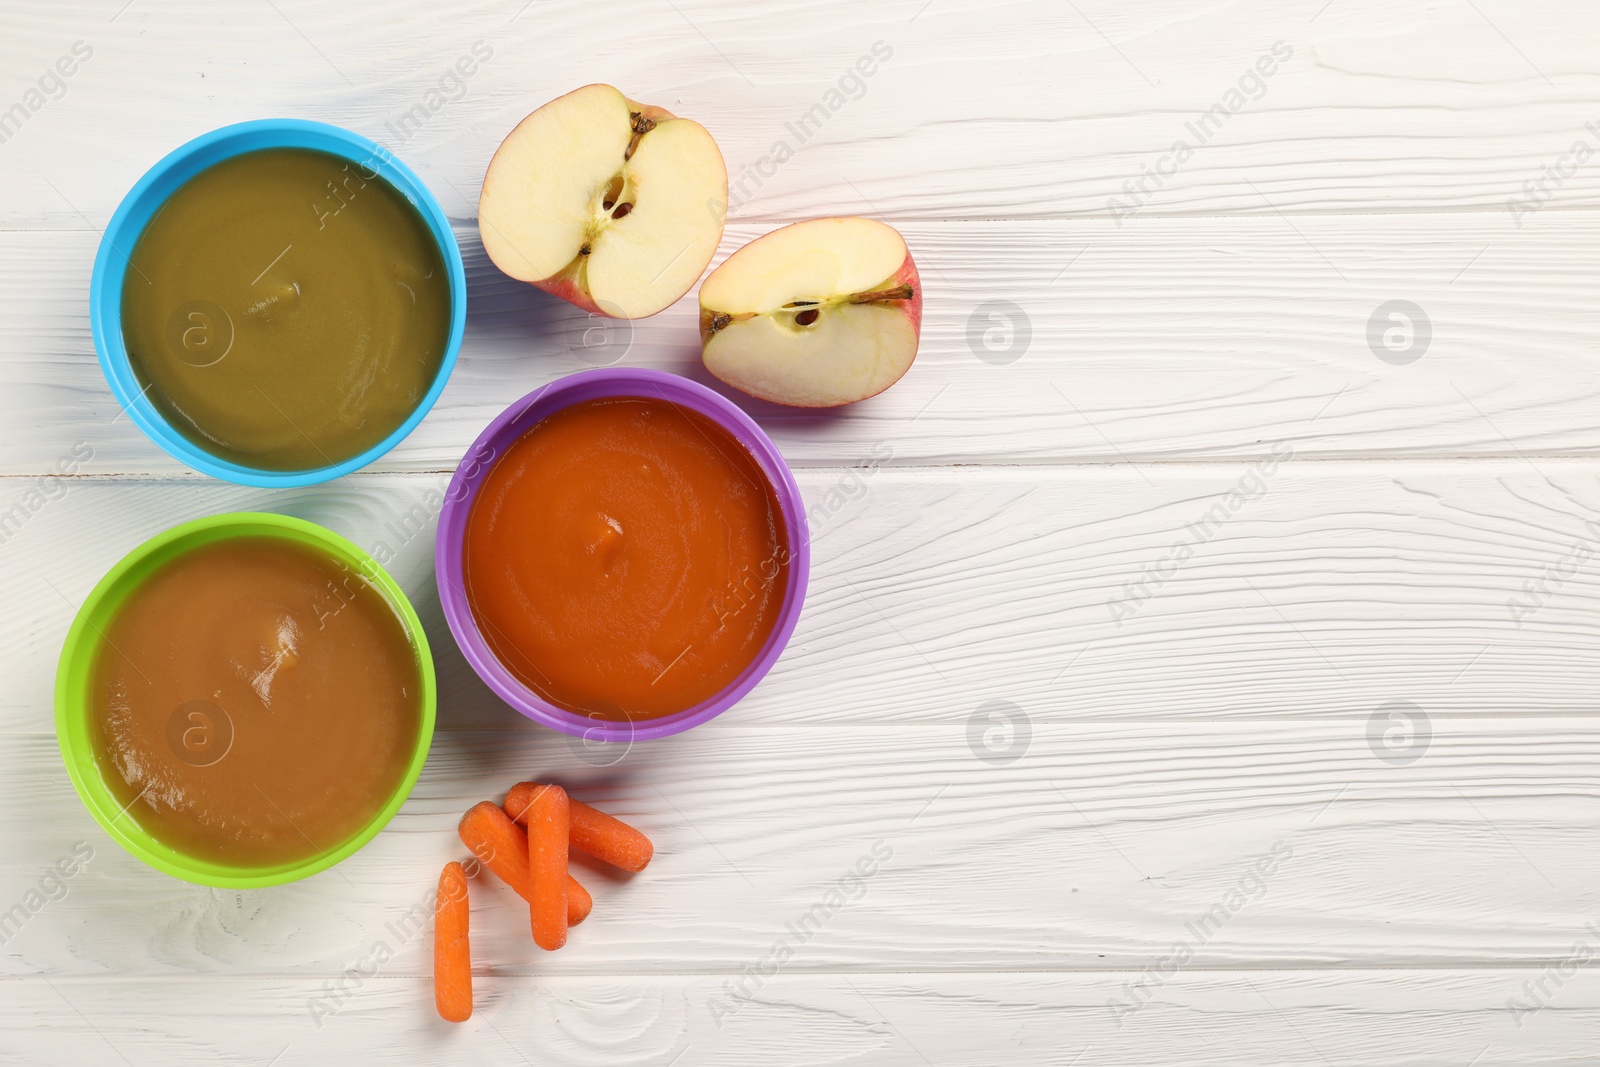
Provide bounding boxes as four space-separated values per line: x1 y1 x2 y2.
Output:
6 970 1599 1066
3 0 1598 1061
2 0 1598 226
8 469 1600 728
5 211 1600 474
6 719 1600 976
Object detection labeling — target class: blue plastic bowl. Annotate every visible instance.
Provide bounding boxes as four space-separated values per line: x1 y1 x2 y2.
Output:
89 119 466 487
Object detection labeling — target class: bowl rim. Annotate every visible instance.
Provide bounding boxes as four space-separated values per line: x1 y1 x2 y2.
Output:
88 118 466 488
53 511 438 888
434 368 810 743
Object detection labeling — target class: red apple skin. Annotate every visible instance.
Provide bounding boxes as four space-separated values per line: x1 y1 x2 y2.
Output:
890 251 923 339
627 98 678 125
531 272 605 317
701 242 922 408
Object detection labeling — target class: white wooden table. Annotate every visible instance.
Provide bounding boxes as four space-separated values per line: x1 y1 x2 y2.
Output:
5 1 1600 1062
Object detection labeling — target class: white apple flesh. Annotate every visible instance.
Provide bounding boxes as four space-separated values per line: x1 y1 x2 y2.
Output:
698 217 921 407
478 84 728 319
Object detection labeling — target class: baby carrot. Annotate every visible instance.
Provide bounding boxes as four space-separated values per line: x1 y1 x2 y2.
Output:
505 781 654 873
527 784 568 951
567 873 593 925
434 861 471 1023
457 801 592 925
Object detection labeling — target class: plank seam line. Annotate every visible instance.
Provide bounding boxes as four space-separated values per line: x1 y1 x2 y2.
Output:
3 963 1596 981
12 453 1600 481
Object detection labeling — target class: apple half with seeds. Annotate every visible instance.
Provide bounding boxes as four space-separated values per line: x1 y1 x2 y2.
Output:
478 84 728 319
698 217 921 407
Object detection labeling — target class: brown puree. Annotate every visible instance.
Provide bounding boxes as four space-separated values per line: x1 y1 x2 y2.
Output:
90 537 424 867
121 147 452 471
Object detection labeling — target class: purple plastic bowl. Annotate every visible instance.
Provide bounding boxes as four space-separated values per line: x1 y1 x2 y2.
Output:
435 368 810 743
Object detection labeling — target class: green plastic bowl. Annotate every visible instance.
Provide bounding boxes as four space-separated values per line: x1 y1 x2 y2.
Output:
54 512 436 888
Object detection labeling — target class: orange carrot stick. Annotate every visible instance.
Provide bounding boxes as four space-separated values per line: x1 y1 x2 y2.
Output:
526 784 568 951
434 861 471 1023
567 872 593 925
505 781 654 873
457 801 591 925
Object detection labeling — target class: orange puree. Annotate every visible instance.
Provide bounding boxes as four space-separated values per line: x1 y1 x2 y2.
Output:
463 397 788 720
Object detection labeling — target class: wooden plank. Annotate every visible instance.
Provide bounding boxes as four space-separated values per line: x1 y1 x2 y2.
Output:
8 466 1600 728
4 211 1600 475
5 716 1600 975
4 969 1597 1066
3 0 1598 226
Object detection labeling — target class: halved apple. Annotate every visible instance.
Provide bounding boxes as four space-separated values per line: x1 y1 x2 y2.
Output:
478 84 728 319
698 217 921 407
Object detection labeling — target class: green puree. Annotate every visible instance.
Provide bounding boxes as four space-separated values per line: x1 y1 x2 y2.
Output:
121 147 451 471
